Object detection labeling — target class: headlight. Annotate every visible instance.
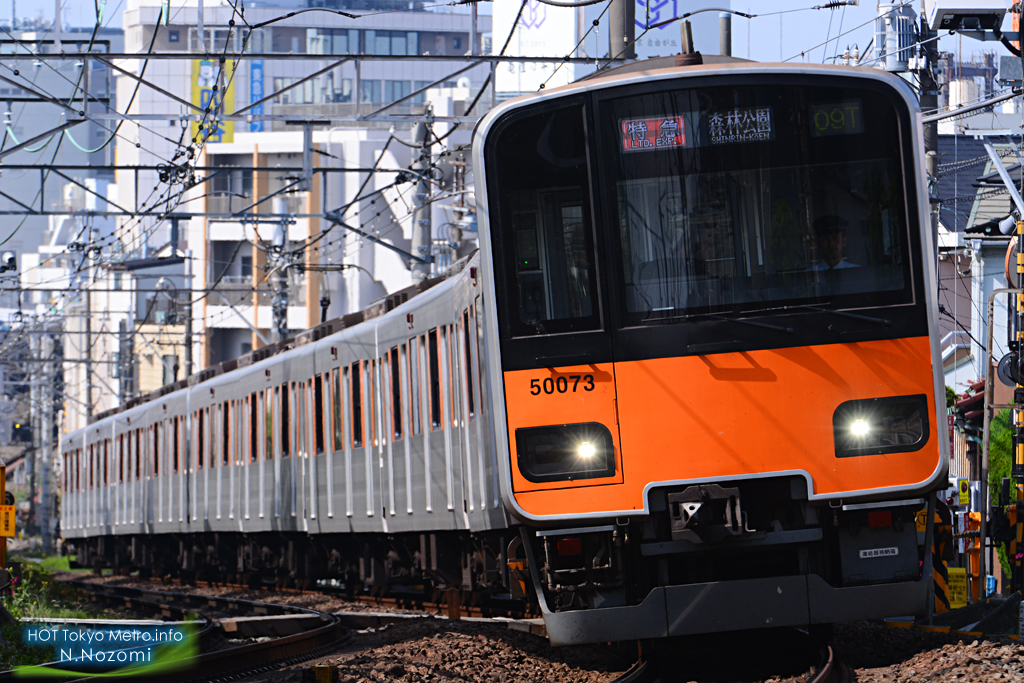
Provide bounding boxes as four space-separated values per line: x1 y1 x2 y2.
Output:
515 423 615 483
832 394 930 457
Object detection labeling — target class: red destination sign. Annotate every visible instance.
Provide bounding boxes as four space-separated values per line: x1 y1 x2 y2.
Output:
620 116 686 153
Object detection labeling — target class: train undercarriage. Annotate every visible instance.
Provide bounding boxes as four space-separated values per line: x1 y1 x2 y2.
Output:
65 476 934 645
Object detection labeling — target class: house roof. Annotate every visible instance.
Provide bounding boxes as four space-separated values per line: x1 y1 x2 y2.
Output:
935 135 1021 234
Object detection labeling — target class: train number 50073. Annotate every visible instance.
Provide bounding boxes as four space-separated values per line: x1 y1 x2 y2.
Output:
530 375 595 395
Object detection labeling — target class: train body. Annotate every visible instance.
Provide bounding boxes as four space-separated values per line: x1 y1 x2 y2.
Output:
61 61 946 645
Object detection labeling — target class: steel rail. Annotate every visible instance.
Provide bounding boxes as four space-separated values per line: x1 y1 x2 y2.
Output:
612 641 841 683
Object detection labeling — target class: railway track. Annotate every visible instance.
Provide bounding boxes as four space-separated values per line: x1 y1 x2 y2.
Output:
30 577 848 683
85 572 535 619
0 580 350 683
611 635 844 683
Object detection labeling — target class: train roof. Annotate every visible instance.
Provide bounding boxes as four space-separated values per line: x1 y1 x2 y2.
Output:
476 58 917 130
85 253 476 426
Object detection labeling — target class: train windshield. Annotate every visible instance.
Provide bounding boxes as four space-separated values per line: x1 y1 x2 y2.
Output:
602 83 914 324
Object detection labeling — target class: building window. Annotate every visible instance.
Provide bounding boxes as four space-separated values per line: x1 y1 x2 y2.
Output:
273 77 294 104
162 355 178 386
189 28 236 52
328 77 352 103
241 255 253 278
112 272 122 290
241 342 252 356
360 80 381 104
453 37 462 51
168 30 180 43
384 80 411 105
412 81 430 106
306 28 358 55
364 30 417 56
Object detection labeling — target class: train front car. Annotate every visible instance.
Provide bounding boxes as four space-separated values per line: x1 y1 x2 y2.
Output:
473 64 946 645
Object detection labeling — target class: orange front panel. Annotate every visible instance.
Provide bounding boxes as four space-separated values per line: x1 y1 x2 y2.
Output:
509 337 941 517
504 363 622 493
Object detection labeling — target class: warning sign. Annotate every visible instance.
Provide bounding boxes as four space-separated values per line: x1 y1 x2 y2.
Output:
958 479 970 507
947 567 968 609
0 505 14 537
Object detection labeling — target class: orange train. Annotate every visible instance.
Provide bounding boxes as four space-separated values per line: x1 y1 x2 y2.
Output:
59 58 945 648
473 59 945 642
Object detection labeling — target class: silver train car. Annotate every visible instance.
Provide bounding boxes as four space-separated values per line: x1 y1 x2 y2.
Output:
62 60 946 646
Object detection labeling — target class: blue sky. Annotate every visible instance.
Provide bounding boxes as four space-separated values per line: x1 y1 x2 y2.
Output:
14 0 1017 66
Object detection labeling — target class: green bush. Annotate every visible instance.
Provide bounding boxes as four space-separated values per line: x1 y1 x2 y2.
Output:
988 408 1013 578
0 560 99 670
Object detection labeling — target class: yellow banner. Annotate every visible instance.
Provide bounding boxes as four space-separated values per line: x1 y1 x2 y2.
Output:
0 505 14 537
191 59 235 144
947 567 968 609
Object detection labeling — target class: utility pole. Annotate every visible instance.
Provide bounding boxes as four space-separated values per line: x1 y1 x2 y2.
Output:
918 1 939 240
40 333 52 554
271 196 291 342
184 248 193 377
27 327 37 535
608 0 636 60
410 105 434 283
83 226 94 419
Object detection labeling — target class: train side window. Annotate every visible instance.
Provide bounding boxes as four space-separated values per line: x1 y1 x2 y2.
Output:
410 337 421 436
173 417 180 473
281 384 291 457
197 410 205 470
428 328 441 430
249 393 258 462
152 425 159 476
135 430 141 479
118 435 125 482
489 102 599 336
390 347 402 440
298 384 304 455
463 310 475 417
332 368 344 452
474 297 485 416
315 374 325 455
351 362 363 447
448 325 458 428
223 402 231 466
369 360 379 447
265 389 274 459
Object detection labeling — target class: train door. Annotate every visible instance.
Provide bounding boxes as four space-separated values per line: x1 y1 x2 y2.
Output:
155 422 163 524
286 382 298 522
297 380 310 529
230 400 239 523
306 378 322 531
397 344 413 517
373 357 386 526
439 325 468 526
382 350 396 520
214 403 223 521
258 389 269 520
450 320 475 522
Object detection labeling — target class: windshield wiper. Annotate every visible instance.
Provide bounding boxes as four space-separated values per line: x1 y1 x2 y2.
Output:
642 312 793 333
797 305 890 327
